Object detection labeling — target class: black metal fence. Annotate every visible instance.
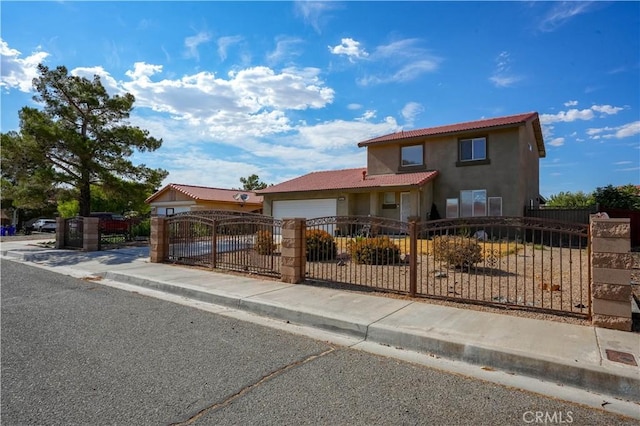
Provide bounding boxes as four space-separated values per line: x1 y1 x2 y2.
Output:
305 216 412 293
416 217 590 317
160 212 591 318
63 217 84 249
304 216 590 318
165 212 282 277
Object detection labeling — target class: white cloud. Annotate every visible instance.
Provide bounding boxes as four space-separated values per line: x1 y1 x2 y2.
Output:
0 39 49 92
184 31 212 60
615 165 640 172
267 36 304 64
591 104 624 115
354 110 376 122
548 137 565 147
294 1 339 34
217 36 243 61
347 103 362 110
540 104 624 124
358 59 439 86
296 116 398 151
489 75 522 88
152 147 264 188
72 66 123 94
115 63 336 141
538 2 597 32
489 51 522 88
587 121 640 140
355 38 441 86
401 102 424 126
564 100 578 107
329 38 369 62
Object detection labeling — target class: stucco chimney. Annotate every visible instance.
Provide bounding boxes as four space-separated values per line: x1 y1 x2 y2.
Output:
362 170 366 181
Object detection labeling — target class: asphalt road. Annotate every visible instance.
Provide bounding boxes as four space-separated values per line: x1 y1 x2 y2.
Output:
2 259 638 426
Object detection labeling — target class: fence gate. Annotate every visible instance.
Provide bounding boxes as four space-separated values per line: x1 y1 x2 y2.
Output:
165 212 282 277
64 217 84 249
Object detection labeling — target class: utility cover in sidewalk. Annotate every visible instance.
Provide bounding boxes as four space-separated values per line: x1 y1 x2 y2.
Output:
605 349 638 366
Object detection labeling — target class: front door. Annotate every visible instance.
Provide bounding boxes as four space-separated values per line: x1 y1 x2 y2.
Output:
400 192 411 222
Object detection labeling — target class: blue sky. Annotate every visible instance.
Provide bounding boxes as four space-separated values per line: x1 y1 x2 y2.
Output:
1 1 638 198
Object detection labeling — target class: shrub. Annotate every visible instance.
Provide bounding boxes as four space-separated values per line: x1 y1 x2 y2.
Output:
347 236 400 265
131 218 150 237
433 236 482 268
255 230 276 255
306 229 337 261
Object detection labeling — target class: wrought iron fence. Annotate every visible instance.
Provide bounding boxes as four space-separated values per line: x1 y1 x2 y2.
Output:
416 217 590 317
304 216 590 318
160 213 590 318
305 216 412 293
215 216 281 276
98 217 136 248
64 217 84 249
165 212 281 277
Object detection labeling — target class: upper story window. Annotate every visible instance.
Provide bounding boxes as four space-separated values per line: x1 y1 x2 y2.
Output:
401 144 424 167
459 137 486 162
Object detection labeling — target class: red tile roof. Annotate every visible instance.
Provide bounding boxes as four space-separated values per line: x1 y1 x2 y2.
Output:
257 168 438 194
146 183 263 204
358 112 540 147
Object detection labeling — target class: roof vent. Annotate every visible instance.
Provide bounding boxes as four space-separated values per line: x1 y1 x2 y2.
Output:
362 170 367 181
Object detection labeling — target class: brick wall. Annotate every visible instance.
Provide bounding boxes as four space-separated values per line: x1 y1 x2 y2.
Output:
590 217 633 331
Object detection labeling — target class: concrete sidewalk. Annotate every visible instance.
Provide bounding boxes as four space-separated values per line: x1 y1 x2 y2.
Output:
2 238 639 410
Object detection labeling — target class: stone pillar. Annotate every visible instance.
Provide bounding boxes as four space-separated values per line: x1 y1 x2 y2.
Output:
82 217 100 252
150 217 168 263
55 217 65 249
281 218 306 284
590 217 633 331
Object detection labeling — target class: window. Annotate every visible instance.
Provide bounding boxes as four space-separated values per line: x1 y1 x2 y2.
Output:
401 144 424 167
460 190 486 217
459 137 486 162
488 197 502 216
384 192 396 204
446 198 459 218
382 192 397 209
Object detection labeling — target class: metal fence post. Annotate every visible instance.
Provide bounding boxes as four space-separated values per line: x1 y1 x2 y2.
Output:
211 220 217 270
409 220 417 297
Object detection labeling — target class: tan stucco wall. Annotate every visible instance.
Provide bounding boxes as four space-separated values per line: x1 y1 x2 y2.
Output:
150 188 262 214
190 201 262 213
152 189 195 203
263 185 432 221
365 126 541 218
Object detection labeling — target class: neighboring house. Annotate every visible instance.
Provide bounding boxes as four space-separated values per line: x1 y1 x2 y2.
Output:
146 183 263 216
258 112 545 221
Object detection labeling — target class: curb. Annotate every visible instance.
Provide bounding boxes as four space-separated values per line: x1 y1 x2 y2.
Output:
366 324 640 402
99 271 639 402
101 271 372 339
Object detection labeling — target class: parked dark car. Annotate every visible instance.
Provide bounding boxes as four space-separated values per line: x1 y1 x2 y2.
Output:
90 212 130 234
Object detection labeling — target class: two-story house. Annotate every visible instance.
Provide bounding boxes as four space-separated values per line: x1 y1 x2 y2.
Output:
257 112 545 222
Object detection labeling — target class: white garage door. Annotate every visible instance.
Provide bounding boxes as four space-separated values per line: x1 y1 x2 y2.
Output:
272 199 337 220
